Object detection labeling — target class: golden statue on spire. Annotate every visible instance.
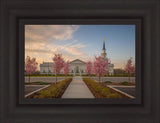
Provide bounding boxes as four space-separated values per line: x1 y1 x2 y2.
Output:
103 37 105 42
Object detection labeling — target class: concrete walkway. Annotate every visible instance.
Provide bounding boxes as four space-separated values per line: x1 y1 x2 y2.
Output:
62 76 95 98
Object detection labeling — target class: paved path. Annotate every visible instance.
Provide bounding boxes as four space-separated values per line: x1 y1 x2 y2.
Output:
62 76 95 98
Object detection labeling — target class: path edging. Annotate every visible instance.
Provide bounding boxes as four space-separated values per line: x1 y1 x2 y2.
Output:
25 85 50 98
107 85 135 99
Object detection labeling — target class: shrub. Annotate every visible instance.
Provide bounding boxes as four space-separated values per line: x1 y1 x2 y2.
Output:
107 93 122 98
58 74 65 76
39 90 52 98
101 88 110 97
82 74 96 77
30 78 72 98
95 86 103 93
36 81 50 85
104 74 135 77
105 81 112 83
83 78 122 98
25 81 50 85
25 74 56 77
120 81 129 85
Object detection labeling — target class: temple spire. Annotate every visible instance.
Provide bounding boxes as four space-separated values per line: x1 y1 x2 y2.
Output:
101 37 107 58
103 37 105 50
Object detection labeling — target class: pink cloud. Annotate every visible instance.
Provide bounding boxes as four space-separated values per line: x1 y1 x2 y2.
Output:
25 25 79 44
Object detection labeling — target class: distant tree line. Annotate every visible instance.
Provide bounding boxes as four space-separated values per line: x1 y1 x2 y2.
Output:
25 55 135 83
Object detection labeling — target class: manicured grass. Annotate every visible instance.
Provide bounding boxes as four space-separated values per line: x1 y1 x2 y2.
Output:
25 75 73 77
25 81 50 85
25 74 135 77
82 74 135 77
25 74 73 77
104 75 135 77
27 78 72 98
83 78 123 98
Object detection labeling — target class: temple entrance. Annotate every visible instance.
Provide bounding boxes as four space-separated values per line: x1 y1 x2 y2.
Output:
76 66 79 73
70 59 86 76
73 66 82 76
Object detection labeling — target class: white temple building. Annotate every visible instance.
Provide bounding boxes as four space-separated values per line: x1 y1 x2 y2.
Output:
40 59 86 76
40 38 114 75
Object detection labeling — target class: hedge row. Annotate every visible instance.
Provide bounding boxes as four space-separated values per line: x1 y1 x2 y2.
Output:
28 78 72 98
25 81 50 85
25 74 74 77
104 74 135 77
83 78 122 98
82 74 135 77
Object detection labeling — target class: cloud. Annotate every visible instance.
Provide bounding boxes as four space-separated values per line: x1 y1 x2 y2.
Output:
25 24 87 64
25 49 51 53
25 41 89 62
63 43 86 56
25 30 90 66
25 25 79 44
25 25 110 69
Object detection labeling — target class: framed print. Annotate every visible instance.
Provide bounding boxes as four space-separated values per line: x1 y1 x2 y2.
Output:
24 23 138 101
0 0 160 122
24 24 136 100
20 19 141 105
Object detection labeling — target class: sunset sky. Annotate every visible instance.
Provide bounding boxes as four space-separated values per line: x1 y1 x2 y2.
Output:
25 25 135 70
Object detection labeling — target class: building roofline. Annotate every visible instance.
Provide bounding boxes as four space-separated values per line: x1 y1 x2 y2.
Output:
70 59 86 64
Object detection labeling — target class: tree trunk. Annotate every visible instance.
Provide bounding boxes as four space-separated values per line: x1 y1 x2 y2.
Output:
29 75 30 83
128 72 130 82
99 76 100 83
56 74 57 84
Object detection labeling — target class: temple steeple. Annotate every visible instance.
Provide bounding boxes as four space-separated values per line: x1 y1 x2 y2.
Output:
101 37 107 58
103 37 105 50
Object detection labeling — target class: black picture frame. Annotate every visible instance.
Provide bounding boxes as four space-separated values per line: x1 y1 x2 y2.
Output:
0 0 160 122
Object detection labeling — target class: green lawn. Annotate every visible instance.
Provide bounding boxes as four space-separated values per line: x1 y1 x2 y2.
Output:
25 75 73 77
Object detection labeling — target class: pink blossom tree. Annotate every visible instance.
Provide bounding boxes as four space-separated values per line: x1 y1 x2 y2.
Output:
25 56 38 83
52 54 64 83
93 56 108 82
85 61 92 77
63 61 70 77
125 57 135 82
